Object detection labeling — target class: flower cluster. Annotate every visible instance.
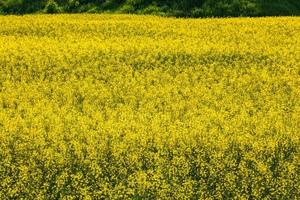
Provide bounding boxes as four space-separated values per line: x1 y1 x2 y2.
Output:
0 15 299 199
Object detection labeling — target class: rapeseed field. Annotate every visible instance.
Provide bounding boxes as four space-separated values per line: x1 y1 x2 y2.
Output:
0 15 299 199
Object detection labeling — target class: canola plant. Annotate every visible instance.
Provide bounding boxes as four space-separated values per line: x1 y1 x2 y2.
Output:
0 15 299 199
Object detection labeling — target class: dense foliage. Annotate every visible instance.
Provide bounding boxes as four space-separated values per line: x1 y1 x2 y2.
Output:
0 0 300 16
0 15 299 199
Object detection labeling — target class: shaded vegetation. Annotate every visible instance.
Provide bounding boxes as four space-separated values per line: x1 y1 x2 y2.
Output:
0 0 300 16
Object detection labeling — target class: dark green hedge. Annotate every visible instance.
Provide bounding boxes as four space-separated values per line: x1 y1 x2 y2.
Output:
0 0 299 17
